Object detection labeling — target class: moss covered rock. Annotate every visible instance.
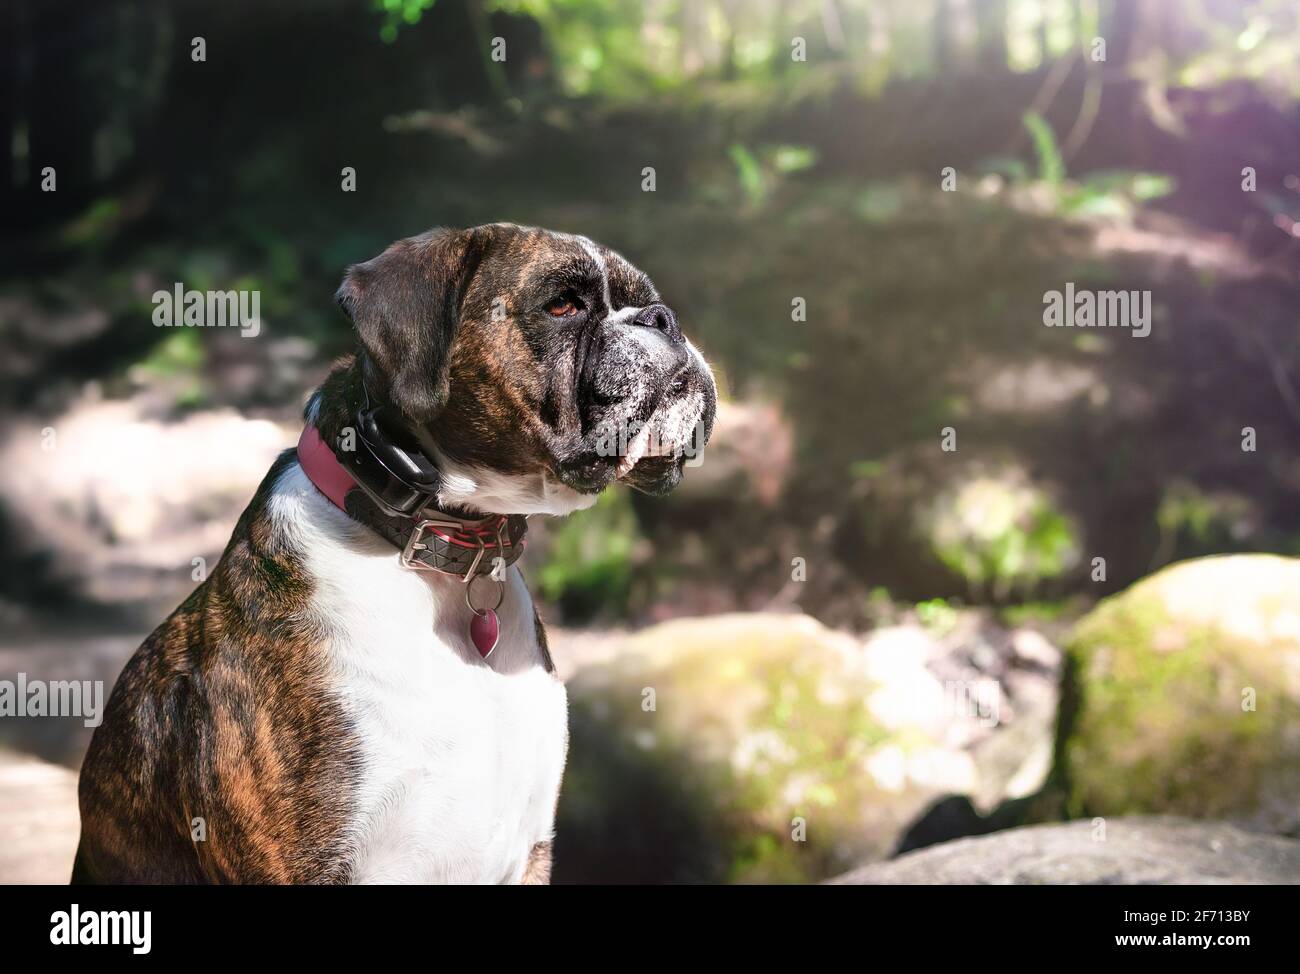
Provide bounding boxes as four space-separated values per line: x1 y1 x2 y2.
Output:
554 614 978 884
1058 554 1300 834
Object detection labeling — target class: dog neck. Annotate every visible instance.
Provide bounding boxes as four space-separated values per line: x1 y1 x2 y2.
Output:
300 362 529 582
306 358 602 519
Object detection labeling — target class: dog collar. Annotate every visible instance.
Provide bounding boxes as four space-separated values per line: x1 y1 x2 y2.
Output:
297 424 528 657
297 424 528 578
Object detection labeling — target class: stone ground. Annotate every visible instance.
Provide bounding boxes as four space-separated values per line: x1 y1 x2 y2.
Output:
829 817 1300 884
0 751 79 884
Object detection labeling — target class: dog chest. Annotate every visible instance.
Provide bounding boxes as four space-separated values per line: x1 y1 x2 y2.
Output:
343 652 568 884
275 464 568 883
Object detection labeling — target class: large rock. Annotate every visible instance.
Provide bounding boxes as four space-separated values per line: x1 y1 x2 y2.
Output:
1057 555 1300 834
830 817 1300 884
554 612 1060 884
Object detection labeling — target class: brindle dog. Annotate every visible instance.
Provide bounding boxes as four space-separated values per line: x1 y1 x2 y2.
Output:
73 224 716 884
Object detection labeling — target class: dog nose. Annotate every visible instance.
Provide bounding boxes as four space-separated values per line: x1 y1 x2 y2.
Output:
632 303 683 344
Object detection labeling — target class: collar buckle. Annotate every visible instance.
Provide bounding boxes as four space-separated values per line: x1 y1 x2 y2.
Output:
399 515 521 580
400 518 469 574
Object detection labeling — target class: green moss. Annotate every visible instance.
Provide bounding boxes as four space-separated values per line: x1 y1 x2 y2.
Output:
557 616 923 884
1058 556 1300 829
536 490 640 620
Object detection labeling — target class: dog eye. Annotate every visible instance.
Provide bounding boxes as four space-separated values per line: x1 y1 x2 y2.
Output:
544 293 581 318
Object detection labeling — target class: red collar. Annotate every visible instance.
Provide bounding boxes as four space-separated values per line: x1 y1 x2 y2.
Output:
296 424 527 581
297 424 529 659
297 425 356 512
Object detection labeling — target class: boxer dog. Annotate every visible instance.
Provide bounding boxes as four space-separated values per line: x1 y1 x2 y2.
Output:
72 224 716 884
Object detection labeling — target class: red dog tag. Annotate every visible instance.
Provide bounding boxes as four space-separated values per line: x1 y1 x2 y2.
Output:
470 608 499 659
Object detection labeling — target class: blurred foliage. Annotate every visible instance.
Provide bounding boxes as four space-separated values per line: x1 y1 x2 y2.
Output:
925 473 1081 601
376 0 439 43
1153 481 1255 566
1022 111 1065 186
726 142 816 210
915 597 959 635
1056 170 1175 218
6 0 1300 625
998 599 1075 627
368 0 1300 97
137 330 204 378
1177 0 1300 91
536 490 642 619
1011 112 1176 218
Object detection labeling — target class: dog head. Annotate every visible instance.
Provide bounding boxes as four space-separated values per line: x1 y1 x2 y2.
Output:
333 223 716 515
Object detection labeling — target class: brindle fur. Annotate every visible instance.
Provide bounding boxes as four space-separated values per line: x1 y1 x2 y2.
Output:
73 451 362 884
74 223 706 884
335 224 661 488
533 604 556 674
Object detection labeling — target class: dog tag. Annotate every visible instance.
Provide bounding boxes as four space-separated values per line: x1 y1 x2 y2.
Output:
470 608 499 659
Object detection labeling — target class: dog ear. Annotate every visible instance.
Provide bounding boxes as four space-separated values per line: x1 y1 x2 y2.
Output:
335 227 488 425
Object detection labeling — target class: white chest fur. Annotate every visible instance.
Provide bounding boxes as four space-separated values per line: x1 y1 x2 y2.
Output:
269 463 568 884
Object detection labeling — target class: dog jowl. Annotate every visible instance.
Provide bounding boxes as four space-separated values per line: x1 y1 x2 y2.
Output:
73 224 716 884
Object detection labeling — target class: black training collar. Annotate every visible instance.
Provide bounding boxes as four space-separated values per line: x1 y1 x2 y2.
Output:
354 493 528 578
305 404 528 580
